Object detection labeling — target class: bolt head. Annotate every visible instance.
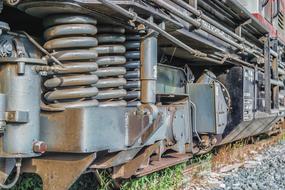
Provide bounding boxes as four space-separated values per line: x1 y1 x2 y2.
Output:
33 141 47 154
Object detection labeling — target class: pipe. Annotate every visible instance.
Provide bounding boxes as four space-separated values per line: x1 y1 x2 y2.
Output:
198 0 235 26
141 23 157 104
189 99 201 142
98 0 257 68
0 159 21 189
171 0 259 51
98 0 218 62
98 0 226 64
151 0 258 56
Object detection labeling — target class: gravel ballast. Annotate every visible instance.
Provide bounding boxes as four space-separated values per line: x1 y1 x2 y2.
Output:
212 141 285 190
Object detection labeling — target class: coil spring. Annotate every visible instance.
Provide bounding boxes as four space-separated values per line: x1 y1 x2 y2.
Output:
42 14 100 109
95 25 127 107
124 34 141 107
42 15 129 108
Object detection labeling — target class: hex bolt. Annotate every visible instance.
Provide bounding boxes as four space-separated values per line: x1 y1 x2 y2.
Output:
33 141 48 154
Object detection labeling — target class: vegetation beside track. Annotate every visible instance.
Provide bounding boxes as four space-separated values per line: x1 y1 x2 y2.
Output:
7 153 212 190
6 130 285 190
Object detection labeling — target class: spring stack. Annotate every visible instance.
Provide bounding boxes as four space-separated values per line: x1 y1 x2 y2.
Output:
42 15 129 108
42 14 99 109
94 25 128 107
124 33 141 107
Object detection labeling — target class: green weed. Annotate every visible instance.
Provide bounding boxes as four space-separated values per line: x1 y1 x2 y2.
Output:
121 163 186 190
6 153 214 190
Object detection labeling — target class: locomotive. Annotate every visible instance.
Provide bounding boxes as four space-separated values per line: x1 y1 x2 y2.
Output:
0 0 284 189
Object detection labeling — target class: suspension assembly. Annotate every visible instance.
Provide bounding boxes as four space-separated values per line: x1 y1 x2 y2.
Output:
124 32 141 106
42 14 135 108
42 14 100 109
95 25 128 107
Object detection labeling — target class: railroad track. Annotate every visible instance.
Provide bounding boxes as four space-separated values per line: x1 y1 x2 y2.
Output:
182 120 285 190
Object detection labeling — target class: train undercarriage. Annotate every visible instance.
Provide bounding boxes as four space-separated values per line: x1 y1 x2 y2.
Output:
0 0 284 189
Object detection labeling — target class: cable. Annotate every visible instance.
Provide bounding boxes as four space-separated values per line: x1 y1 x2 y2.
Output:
20 31 64 67
189 99 202 142
204 71 231 109
0 159 22 189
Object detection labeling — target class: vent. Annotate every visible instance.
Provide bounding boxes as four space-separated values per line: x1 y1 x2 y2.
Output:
278 11 284 29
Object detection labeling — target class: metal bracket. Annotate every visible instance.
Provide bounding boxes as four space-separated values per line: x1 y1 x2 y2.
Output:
141 112 163 144
112 143 160 179
90 148 141 169
5 111 29 123
22 153 96 190
0 57 47 65
235 19 252 37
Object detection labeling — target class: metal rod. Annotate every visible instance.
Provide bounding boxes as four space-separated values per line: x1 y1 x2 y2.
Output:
0 159 21 189
189 99 201 142
98 0 257 68
198 0 235 26
21 31 64 67
171 0 257 50
97 0 226 64
151 0 259 56
97 0 199 57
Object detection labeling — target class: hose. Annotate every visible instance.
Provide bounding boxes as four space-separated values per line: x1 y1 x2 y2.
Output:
0 159 21 189
189 99 202 142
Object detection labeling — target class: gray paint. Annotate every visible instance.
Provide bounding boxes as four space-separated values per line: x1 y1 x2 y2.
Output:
0 64 41 157
189 83 228 134
40 103 192 154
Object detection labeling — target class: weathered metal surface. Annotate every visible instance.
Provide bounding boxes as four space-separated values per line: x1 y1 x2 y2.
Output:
17 0 182 32
136 153 192 177
0 1 284 189
0 34 42 158
40 103 191 154
140 24 157 105
90 148 141 169
157 64 187 95
40 107 128 153
189 83 228 134
42 14 129 109
126 110 151 146
112 143 159 179
141 112 163 144
95 25 128 106
219 115 281 145
0 158 15 184
22 153 96 190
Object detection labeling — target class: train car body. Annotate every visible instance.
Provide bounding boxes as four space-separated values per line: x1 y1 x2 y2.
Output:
0 0 284 189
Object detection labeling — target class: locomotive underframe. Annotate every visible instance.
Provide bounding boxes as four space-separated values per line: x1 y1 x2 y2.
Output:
0 0 284 189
